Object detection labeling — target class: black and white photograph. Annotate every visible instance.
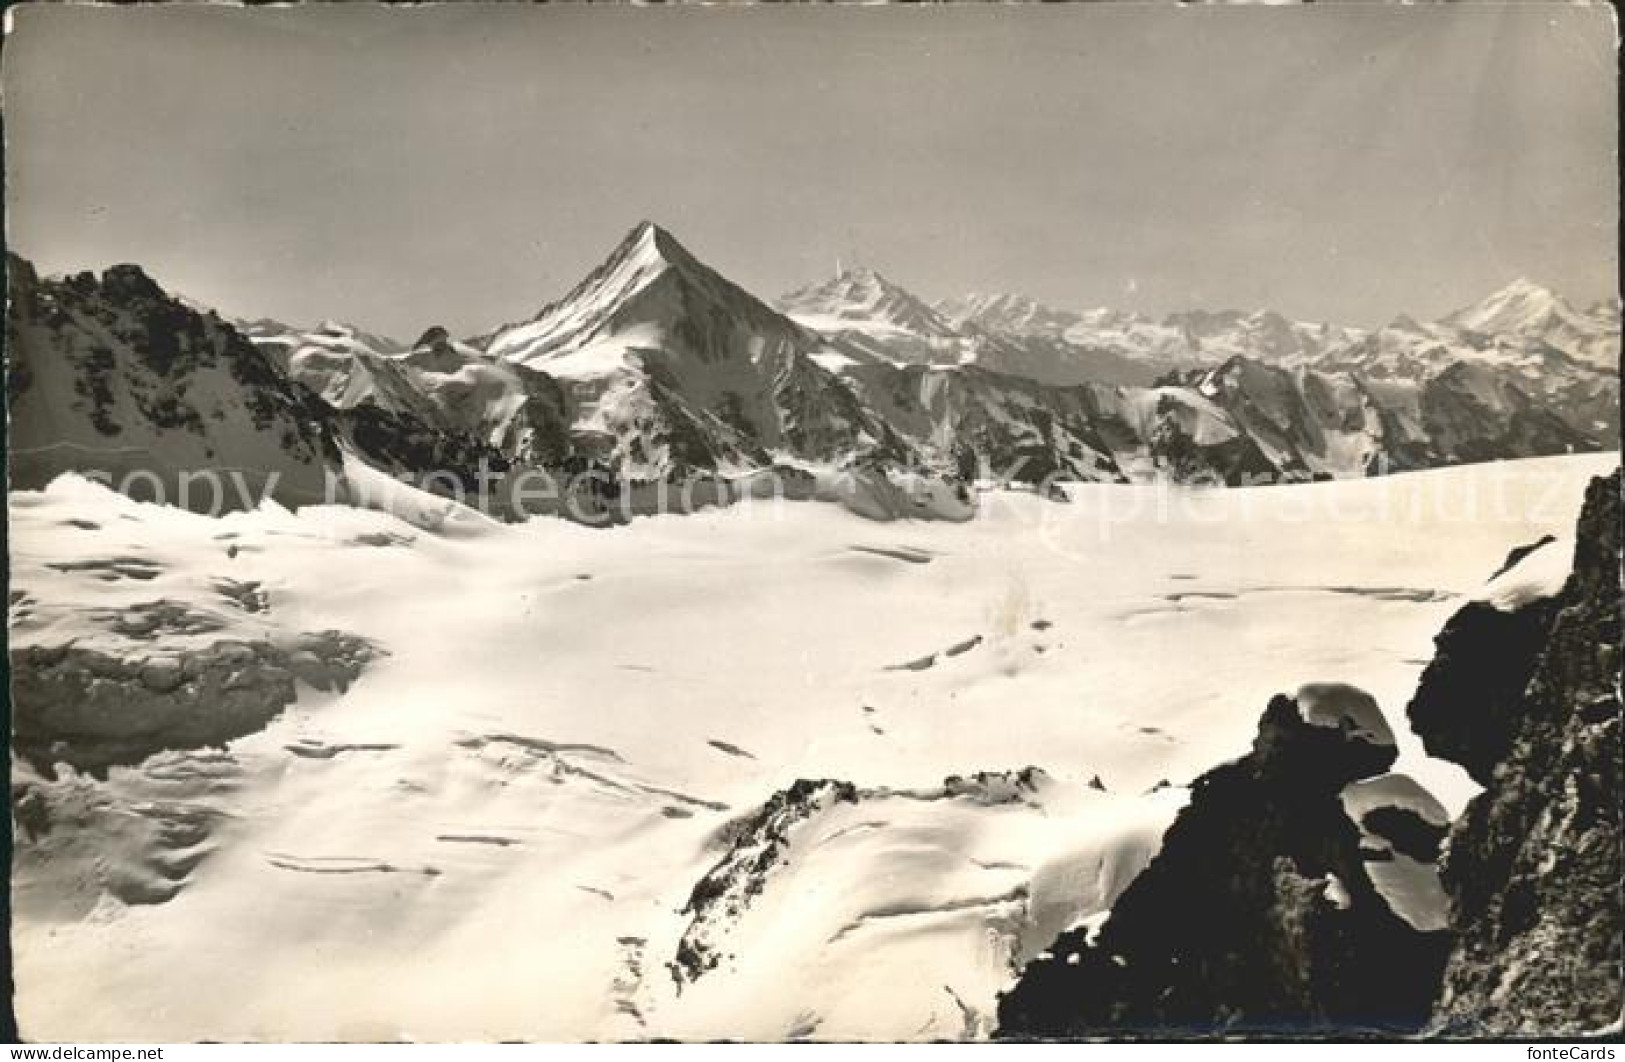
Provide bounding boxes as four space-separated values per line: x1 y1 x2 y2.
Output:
3 2 1620 1044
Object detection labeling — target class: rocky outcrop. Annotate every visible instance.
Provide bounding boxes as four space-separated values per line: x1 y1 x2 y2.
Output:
996 685 1450 1037
671 778 860 986
1410 470 1622 1036
5 255 340 512
1406 596 1562 786
992 471 1619 1039
11 630 377 776
659 766 1187 1039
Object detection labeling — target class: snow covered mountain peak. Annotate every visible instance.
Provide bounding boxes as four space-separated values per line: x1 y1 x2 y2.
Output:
616 219 703 277
313 319 403 353
778 267 960 340
236 318 403 366
478 220 806 370
1441 277 1618 370
1447 278 1576 334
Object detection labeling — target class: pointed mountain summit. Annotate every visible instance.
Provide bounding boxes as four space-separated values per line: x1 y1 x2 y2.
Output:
778 267 961 341
474 222 905 480
1442 277 1619 371
482 221 815 370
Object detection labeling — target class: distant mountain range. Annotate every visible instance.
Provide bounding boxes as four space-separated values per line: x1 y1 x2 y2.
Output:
6 222 1617 520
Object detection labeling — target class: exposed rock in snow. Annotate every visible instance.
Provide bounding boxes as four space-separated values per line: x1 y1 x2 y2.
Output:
6 255 340 512
6 453 1611 1041
1408 563 1570 786
815 463 976 522
1415 470 1622 1036
671 778 858 986
1341 774 1449 849
661 770 1185 1040
254 316 579 518
997 685 1448 1036
7 485 380 773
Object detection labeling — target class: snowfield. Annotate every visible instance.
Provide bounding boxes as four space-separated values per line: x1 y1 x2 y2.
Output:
8 453 1617 1041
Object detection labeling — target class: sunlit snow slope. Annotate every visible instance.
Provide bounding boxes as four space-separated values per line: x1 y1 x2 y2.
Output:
8 453 1616 1041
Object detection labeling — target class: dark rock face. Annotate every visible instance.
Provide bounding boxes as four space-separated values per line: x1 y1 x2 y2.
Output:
1419 362 1596 465
1491 535 1557 581
1407 597 1562 786
6 254 340 511
326 401 510 500
1417 470 1622 1036
996 687 1449 1037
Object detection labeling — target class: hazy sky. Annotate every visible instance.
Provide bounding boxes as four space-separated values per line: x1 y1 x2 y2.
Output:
5 3 1617 339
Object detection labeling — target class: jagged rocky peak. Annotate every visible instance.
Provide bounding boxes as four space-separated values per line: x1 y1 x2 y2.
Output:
1248 683 1398 788
5 253 340 511
481 219 814 368
589 218 708 291
1413 469 1622 1036
940 764 1050 804
588 218 711 286
997 684 1449 1037
96 262 171 304
1184 352 1276 398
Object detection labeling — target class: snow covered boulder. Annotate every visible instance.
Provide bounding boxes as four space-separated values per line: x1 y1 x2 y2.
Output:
1249 683 1398 789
